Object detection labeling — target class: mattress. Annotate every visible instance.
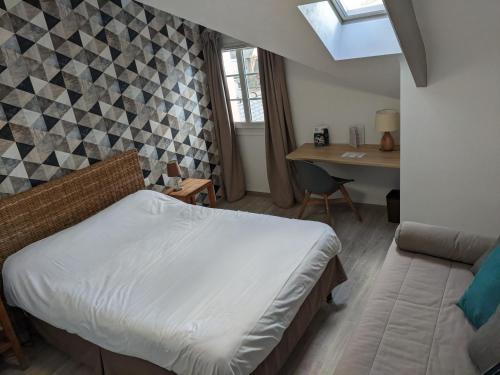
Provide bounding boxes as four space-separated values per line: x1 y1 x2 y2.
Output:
3 190 341 375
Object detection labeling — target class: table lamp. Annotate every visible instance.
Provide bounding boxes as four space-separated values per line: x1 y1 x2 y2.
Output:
166 160 182 191
375 109 400 152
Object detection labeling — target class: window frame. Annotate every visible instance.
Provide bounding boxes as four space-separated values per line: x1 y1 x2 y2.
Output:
222 47 264 129
330 0 386 22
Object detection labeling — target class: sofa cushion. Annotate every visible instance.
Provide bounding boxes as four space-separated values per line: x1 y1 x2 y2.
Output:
468 306 500 374
471 236 500 274
395 222 495 265
458 245 500 328
334 241 479 375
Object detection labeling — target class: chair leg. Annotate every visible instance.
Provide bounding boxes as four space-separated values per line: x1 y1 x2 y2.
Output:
339 185 362 222
297 191 311 219
323 194 333 225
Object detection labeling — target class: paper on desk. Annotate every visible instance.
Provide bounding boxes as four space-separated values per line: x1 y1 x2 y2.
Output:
341 152 366 158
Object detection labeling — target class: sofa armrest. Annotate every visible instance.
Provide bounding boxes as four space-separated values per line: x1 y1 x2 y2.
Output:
395 221 495 265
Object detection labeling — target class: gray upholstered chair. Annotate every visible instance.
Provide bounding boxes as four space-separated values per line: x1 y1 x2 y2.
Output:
294 160 361 224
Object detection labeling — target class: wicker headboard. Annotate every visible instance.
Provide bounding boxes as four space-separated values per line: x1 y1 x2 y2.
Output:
0 150 145 269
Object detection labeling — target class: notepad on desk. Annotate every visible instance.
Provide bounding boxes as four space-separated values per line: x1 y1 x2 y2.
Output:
341 152 366 159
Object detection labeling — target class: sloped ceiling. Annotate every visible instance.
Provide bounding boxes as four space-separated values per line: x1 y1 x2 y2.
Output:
139 0 401 98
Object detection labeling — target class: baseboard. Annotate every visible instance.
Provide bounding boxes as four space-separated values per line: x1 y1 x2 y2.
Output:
245 191 386 208
246 190 272 197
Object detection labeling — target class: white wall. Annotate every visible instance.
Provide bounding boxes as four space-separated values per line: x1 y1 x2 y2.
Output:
400 0 500 236
238 59 400 205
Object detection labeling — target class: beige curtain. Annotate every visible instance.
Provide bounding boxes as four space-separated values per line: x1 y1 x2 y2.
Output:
258 49 302 208
202 31 246 202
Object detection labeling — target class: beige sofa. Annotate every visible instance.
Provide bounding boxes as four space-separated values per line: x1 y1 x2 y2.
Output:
334 222 496 375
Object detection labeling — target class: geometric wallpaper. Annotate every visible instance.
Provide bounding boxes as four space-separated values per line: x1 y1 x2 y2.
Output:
0 0 219 199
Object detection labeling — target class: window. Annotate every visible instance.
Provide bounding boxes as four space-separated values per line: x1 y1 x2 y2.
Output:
331 0 386 22
222 47 264 126
299 1 400 60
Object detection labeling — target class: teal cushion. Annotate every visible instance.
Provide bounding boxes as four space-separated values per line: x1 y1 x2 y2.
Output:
458 245 500 328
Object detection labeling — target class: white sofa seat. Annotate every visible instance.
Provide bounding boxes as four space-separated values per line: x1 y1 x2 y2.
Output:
335 240 481 375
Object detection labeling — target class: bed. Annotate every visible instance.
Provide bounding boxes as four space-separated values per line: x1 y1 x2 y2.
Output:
0 150 346 375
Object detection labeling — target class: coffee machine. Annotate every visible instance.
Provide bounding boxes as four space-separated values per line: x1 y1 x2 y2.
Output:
313 127 330 147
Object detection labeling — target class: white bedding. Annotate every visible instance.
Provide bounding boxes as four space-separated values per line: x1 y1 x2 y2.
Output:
3 190 341 375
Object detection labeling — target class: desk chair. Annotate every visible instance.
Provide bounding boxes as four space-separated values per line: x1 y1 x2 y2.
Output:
294 160 362 225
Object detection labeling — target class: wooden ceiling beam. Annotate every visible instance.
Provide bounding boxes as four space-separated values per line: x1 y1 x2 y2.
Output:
383 0 427 87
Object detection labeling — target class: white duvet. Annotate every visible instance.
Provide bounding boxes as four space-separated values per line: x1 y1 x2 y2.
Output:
3 190 341 375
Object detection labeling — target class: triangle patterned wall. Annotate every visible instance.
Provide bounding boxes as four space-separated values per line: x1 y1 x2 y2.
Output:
0 0 220 199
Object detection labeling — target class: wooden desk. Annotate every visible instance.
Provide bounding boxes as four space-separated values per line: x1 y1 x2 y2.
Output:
286 143 400 169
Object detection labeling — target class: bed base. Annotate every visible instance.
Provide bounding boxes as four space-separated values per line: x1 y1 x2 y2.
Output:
30 256 346 375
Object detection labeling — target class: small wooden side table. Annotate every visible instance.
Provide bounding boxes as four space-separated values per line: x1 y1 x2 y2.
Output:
0 299 27 369
165 178 217 208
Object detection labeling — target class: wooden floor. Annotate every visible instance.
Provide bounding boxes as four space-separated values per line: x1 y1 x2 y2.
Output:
1 194 397 375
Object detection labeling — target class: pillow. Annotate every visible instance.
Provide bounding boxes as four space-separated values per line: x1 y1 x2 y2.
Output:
471 235 500 274
468 306 500 374
458 245 500 328
394 222 494 265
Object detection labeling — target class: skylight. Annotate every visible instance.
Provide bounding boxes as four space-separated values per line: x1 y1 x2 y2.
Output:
331 0 386 21
298 1 400 60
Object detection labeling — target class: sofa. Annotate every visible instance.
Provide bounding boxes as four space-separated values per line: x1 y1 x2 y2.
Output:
334 221 497 375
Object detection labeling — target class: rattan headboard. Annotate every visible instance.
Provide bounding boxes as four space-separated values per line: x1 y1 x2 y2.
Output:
0 150 145 269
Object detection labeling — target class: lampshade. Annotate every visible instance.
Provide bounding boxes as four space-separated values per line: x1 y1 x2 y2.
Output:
166 160 181 177
375 109 400 132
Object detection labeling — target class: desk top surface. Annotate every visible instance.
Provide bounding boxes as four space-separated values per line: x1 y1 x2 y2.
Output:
286 143 400 169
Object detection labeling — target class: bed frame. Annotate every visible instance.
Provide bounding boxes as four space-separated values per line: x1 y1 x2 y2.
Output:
0 150 347 375
0 150 144 268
